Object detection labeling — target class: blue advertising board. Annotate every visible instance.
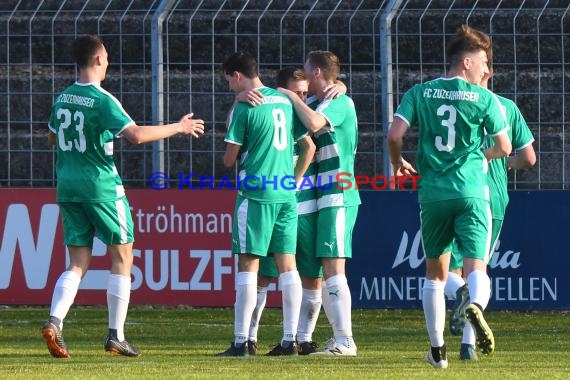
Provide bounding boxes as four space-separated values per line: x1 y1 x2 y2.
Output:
348 191 568 310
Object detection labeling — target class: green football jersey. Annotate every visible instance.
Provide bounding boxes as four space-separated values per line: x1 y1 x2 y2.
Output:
225 87 305 203
395 77 509 203
48 82 134 202
486 95 534 219
308 94 361 209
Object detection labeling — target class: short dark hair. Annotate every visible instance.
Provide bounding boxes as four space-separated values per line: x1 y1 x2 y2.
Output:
222 51 258 79
306 50 340 81
73 34 105 69
276 67 306 88
447 25 492 66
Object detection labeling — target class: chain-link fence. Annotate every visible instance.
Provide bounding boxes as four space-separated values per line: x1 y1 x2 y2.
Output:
391 0 570 189
1 0 162 187
1 0 568 189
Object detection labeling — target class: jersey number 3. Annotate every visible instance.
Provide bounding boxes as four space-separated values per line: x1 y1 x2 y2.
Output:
57 108 86 153
435 104 456 152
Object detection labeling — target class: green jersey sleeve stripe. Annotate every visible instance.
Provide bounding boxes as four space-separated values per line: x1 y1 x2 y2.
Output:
224 138 242 146
48 123 56 133
295 131 309 142
394 113 411 127
515 138 535 150
488 126 510 137
116 122 134 137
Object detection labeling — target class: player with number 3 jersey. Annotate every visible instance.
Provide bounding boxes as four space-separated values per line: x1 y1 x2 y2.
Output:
388 25 512 368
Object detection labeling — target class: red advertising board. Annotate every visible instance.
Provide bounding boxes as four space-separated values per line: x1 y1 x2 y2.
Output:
0 189 282 306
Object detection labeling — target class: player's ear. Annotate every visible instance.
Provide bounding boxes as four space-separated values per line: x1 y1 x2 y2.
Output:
314 67 322 79
93 53 103 67
462 55 472 70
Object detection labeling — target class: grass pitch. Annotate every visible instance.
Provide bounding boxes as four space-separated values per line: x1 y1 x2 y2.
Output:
0 306 568 379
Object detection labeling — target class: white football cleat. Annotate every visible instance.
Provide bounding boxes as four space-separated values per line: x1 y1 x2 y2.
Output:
311 340 357 356
323 337 335 351
426 349 448 369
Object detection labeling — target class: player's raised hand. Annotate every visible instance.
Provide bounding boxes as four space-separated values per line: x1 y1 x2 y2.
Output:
323 81 347 99
179 113 205 138
236 88 264 106
276 87 294 98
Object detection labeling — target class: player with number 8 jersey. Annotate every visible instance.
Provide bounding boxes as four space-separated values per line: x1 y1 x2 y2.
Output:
219 51 305 357
225 87 306 202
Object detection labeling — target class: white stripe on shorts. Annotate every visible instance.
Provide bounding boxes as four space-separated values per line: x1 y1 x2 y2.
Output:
487 223 502 264
335 207 346 257
237 198 249 253
483 202 493 264
115 199 128 244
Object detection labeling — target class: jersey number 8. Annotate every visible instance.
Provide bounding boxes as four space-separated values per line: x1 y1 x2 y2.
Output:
272 108 288 151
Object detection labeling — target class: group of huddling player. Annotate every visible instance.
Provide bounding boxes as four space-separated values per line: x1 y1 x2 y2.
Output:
41 23 535 370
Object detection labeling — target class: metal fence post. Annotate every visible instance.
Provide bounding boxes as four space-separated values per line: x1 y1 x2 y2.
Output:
381 0 404 179
151 0 176 176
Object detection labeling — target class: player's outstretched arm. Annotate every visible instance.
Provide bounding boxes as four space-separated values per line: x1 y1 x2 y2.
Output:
122 113 205 144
